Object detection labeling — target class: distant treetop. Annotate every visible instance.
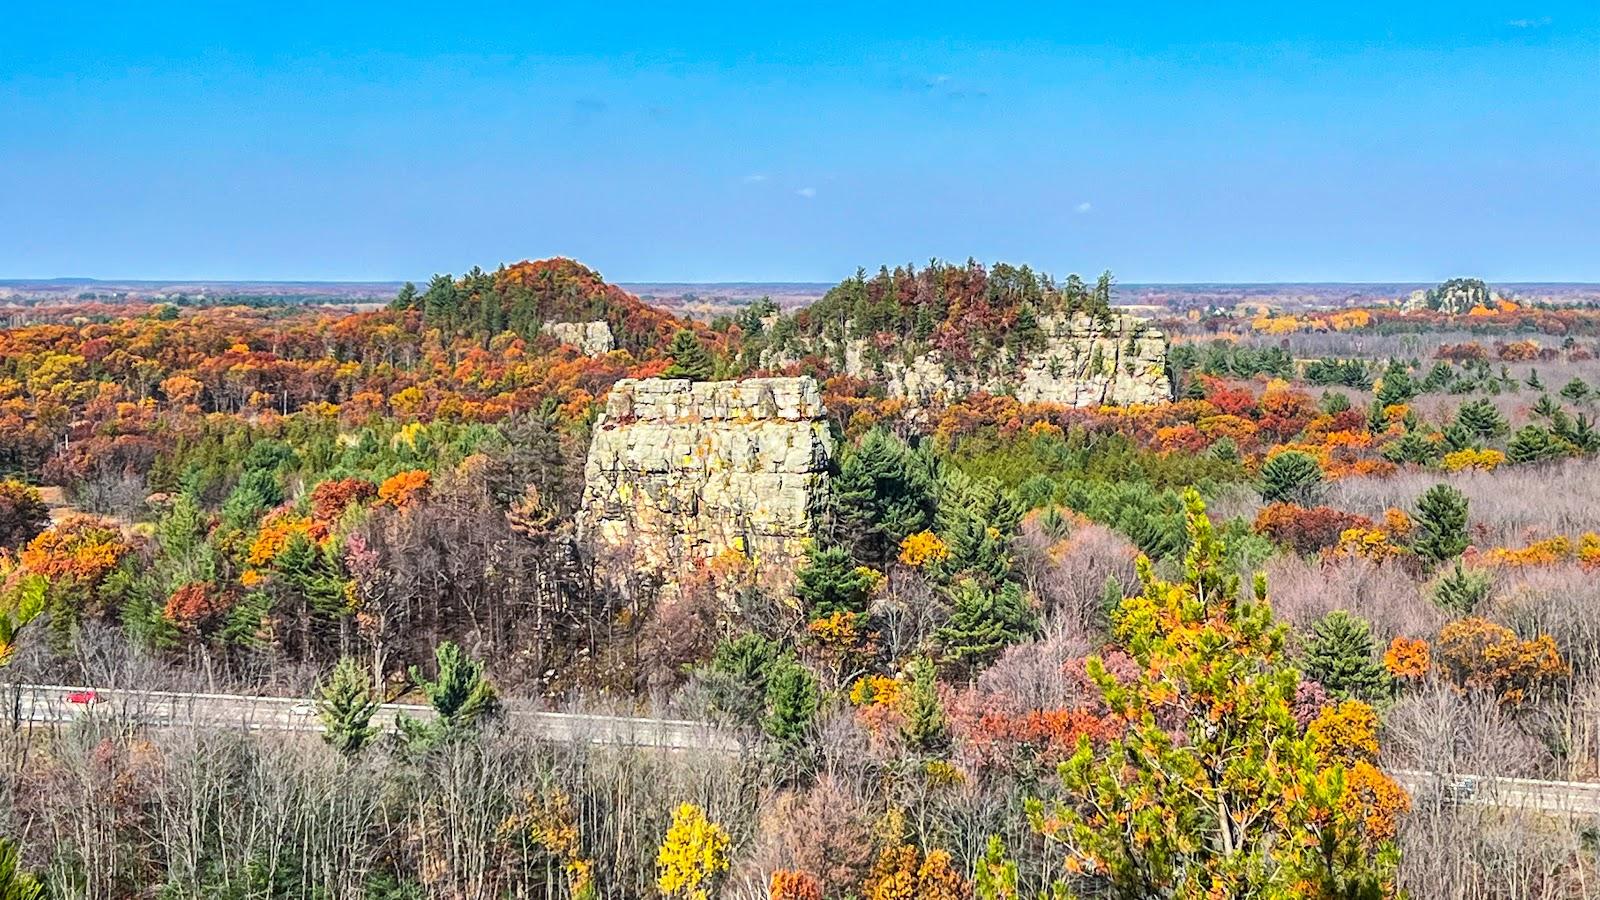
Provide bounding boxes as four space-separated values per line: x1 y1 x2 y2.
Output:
791 259 1119 373
391 257 684 356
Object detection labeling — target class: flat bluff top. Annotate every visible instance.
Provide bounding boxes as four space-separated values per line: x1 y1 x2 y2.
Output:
600 376 825 423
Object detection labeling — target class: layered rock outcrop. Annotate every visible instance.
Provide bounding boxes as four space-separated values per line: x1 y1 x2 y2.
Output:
1405 278 1500 315
541 320 615 355
578 377 833 574
843 312 1170 407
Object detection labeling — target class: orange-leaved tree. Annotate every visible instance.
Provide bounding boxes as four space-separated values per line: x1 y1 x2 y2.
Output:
1029 488 1407 899
1434 617 1568 705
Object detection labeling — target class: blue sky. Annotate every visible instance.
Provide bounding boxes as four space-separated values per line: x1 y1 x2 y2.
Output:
2 2 1597 283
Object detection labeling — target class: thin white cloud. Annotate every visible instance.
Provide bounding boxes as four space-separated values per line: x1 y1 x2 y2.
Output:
741 173 769 184
1074 201 1093 214
796 187 817 199
1508 16 1551 27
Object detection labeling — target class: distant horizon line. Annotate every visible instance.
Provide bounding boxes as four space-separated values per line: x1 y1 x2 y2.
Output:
7 276 1600 290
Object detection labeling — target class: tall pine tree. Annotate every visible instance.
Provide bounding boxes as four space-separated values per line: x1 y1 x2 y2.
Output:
400 641 500 747
662 329 715 381
793 545 877 619
935 578 1037 678
900 655 949 754
832 429 938 566
762 659 820 746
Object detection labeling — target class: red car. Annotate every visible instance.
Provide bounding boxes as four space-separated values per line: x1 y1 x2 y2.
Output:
65 690 98 705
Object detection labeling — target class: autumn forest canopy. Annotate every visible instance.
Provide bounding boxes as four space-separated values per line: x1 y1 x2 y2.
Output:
6 257 1600 897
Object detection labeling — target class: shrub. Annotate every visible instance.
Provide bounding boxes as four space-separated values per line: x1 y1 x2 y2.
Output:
377 469 431 507
1383 636 1430 680
1435 617 1568 705
769 870 823 900
656 803 731 900
1253 503 1374 555
0 481 50 551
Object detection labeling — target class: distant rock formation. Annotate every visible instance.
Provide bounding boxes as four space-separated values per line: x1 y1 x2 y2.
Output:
1406 278 1498 315
578 377 833 575
541 320 615 355
839 313 1170 407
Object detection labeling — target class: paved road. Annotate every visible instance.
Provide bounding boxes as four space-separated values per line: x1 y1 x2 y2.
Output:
9 684 1600 817
0 683 738 752
1393 769 1600 817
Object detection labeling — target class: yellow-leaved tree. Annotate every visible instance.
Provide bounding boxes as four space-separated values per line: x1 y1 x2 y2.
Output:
656 803 730 900
1029 488 1409 899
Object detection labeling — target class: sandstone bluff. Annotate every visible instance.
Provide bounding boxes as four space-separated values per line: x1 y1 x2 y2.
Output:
578 377 834 572
842 312 1170 407
580 313 1172 577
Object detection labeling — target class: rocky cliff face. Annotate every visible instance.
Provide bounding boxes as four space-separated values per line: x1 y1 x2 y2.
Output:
541 320 615 355
843 313 1170 407
578 377 833 575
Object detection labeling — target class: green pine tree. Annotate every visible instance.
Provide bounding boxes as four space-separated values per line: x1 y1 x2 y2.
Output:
935 512 1012 586
701 632 785 728
935 578 1037 676
899 655 949 754
1100 574 1126 620
1301 611 1391 702
391 281 419 311
1508 424 1569 464
276 532 352 620
1531 393 1562 419
1454 399 1508 441
1007 303 1045 357
1259 450 1324 505
401 641 501 746
1555 412 1600 452
662 329 715 381
1319 391 1352 415
1430 560 1491 616
793 545 877 620
1381 429 1441 466
762 658 820 745
1413 483 1470 566
831 428 938 565
974 836 1019 900
1560 378 1592 404
1207 436 1241 465
1374 361 1417 408
0 837 42 900
317 655 380 757
1441 421 1478 453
